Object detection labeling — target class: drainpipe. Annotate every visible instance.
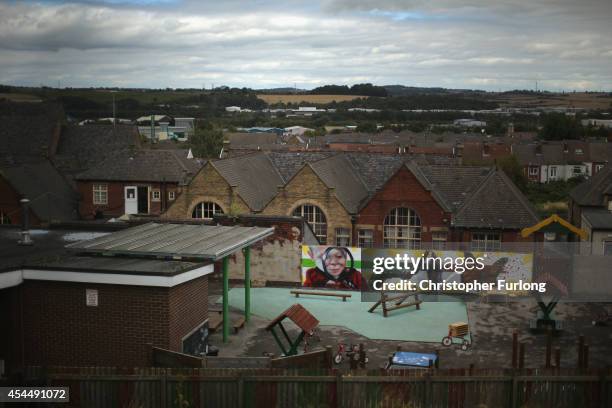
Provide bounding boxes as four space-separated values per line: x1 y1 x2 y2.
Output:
18 198 33 246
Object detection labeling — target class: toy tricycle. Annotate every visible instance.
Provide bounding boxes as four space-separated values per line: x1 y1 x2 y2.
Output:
441 322 471 351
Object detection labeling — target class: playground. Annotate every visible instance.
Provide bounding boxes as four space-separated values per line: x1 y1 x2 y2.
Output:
208 281 612 370
222 287 468 343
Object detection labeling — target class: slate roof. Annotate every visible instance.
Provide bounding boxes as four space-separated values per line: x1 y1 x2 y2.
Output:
582 208 612 229
0 160 78 222
211 153 284 211
421 166 492 211
453 170 540 229
569 165 612 206
206 151 539 229
0 101 63 164
309 154 369 212
76 149 204 184
224 132 280 147
53 125 140 178
266 151 334 181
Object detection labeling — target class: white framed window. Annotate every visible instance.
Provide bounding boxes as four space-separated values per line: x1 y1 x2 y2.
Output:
192 202 223 219
432 231 447 250
575 148 583 155
573 166 582 175
168 191 176 201
93 184 108 205
604 241 612 256
0 211 11 225
471 231 501 251
383 207 421 249
335 227 351 246
358 229 374 248
152 189 161 202
293 204 327 244
549 166 557 178
595 164 605 173
528 167 538 176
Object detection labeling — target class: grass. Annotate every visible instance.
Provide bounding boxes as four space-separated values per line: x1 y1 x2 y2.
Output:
256 94 363 104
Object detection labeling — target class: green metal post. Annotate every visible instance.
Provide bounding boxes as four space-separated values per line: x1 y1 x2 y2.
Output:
244 246 251 322
222 256 229 343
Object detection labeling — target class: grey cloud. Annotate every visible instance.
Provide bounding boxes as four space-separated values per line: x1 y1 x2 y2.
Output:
0 1 611 90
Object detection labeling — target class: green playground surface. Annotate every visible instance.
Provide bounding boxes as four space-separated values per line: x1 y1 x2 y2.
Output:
224 287 470 343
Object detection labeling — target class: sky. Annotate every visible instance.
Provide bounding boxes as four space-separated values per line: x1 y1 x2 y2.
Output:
0 0 611 91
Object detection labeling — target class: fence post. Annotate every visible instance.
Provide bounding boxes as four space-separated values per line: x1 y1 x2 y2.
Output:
160 369 167 408
511 371 518 408
512 330 518 369
335 371 343 408
237 372 244 408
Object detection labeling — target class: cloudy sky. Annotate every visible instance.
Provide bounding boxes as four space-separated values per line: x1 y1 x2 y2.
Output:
1 0 611 91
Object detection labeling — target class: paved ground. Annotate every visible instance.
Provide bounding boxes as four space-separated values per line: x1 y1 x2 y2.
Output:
208 281 612 370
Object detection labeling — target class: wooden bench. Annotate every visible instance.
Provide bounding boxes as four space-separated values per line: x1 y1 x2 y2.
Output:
233 317 246 334
290 290 351 302
208 314 223 332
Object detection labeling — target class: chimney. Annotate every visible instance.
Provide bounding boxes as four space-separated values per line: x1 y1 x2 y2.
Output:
18 198 33 246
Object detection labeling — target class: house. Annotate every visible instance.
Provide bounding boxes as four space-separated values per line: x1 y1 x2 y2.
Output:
284 126 314 136
164 152 540 249
75 150 204 219
461 141 511 165
511 141 611 183
568 166 612 254
0 160 78 226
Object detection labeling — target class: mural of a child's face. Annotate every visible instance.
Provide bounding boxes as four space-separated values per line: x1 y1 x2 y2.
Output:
324 248 347 277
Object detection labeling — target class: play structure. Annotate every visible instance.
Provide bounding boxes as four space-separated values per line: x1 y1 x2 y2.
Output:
441 322 471 351
529 272 568 332
291 290 352 301
368 291 422 317
265 304 320 356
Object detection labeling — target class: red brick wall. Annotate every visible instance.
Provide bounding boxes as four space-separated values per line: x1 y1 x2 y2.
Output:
0 286 23 373
168 276 209 352
357 166 451 245
78 181 179 219
21 281 170 367
0 175 40 226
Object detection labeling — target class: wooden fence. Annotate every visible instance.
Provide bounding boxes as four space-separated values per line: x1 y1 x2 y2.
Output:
20 366 611 408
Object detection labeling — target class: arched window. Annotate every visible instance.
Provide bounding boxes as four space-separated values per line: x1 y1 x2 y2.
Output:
293 204 327 244
383 207 421 249
192 202 224 219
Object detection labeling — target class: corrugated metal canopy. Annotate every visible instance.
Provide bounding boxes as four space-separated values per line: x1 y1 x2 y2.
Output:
65 222 274 261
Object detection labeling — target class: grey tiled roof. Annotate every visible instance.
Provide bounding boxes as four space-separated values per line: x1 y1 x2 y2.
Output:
224 132 280 147
0 101 63 164
53 125 140 178
75 149 203 184
453 170 540 229
582 208 612 229
421 166 492 211
266 151 334 181
212 153 284 211
569 165 612 206
0 160 78 222
309 154 369 213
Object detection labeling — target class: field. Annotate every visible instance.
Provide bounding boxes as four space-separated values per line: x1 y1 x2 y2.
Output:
492 92 612 110
0 93 43 102
257 94 363 104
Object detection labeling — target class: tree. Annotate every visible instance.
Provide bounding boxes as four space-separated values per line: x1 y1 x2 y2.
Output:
538 113 582 140
190 123 223 158
497 154 527 192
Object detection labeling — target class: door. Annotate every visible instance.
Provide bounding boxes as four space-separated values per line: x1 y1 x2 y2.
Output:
124 186 138 215
137 186 149 214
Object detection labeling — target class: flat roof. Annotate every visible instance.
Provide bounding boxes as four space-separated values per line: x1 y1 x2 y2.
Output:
65 222 275 261
24 255 206 276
